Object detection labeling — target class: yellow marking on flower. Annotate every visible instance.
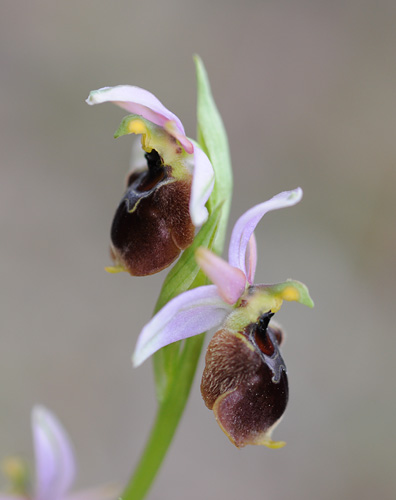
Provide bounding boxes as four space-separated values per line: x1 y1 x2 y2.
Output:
2 457 24 479
1 457 28 495
281 286 300 302
128 119 147 135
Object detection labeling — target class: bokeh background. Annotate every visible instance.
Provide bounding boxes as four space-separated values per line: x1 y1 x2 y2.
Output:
1 1 396 499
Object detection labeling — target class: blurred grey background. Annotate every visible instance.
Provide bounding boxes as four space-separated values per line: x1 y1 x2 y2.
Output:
1 1 396 499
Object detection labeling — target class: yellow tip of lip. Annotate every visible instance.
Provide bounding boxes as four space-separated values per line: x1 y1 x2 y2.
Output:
253 437 286 449
105 265 126 274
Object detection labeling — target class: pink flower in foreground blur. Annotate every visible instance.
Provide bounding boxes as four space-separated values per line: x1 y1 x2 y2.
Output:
0 407 118 500
133 188 313 448
86 86 214 276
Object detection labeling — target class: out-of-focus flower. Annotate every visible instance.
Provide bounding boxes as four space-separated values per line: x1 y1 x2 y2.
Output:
133 188 313 448
86 86 214 276
0 406 118 500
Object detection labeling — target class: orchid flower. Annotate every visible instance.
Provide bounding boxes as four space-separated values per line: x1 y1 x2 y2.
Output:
132 187 313 448
0 407 118 500
86 86 214 276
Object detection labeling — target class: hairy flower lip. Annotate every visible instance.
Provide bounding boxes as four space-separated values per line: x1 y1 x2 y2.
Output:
200 322 289 449
110 176 194 277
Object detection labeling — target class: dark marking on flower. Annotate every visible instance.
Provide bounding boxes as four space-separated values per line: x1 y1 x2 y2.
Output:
253 311 275 356
246 312 287 384
110 149 194 276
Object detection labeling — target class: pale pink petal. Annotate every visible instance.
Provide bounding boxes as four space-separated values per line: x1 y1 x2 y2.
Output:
66 483 120 500
245 233 257 284
0 496 23 500
32 406 76 500
133 285 231 366
86 85 186 137
86 85 184 131
188 144 215 226
228 188 303 276
195 248 246 304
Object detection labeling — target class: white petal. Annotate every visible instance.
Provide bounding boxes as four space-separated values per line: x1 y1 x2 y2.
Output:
228 188 303 276
133 285 231 366
189 144 215 226
32 406 76 500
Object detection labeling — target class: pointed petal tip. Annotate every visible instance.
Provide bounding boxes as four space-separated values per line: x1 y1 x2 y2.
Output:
31 404 51 426
289 186 303 202
85 88 110 106
131 350 143 368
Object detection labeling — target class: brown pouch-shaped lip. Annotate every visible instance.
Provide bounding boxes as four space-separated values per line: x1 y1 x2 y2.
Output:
110 149 195 276
201 313 288 448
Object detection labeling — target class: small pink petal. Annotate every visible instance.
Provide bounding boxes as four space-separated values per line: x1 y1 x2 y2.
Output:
133 285 231 366
0 496 23 500
195 248 246 304
86 85 185 135
245 233 257 284
188 144 215 226
228 188 303 276
32 406 76 500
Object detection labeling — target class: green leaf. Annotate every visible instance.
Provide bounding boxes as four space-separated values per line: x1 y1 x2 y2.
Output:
194 55 233 254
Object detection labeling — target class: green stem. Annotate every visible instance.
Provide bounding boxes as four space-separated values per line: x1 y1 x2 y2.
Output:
120 334 204 500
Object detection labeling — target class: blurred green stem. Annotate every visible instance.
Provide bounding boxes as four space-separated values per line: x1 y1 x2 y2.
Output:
120 334 205 500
